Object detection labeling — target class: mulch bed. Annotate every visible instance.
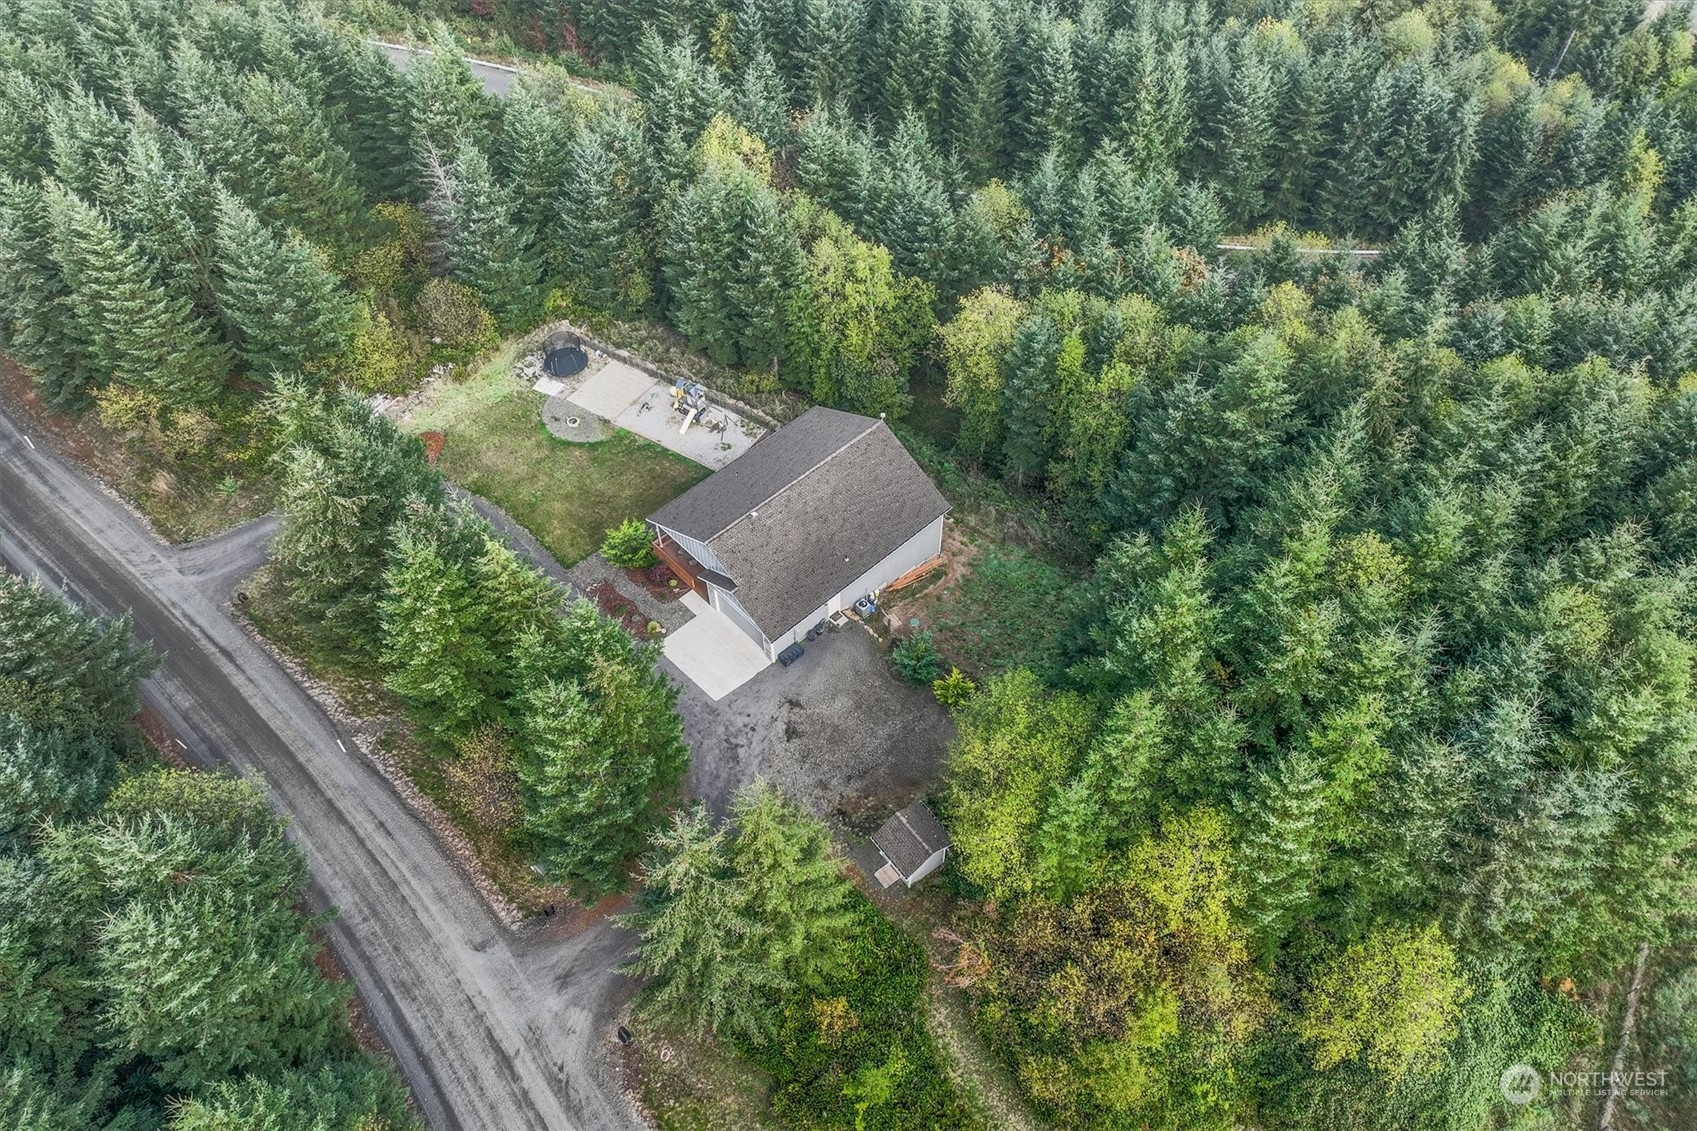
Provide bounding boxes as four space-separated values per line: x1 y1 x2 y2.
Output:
419 430 445 465
624 561 686 602
588 580 660 640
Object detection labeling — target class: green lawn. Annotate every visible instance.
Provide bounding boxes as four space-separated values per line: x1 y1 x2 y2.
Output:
404 349 709 565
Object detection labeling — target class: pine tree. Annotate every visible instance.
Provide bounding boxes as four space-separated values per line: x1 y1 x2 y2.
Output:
734 48 791 148
1008 11 1083 171
240 71 368 257
0 573 156 737
433 143 542 329
1236 748 1329 958
1202 33 1281 226
512 605 687 894
727 780 856 989
0 177 95 407
47 184 230 405
270 388 443 662
380 505 505 740
870 116 954 280
945 0 1008 182
497 84 573 257
1032 776 1105 900
212 193 356 381
95 880 348 1092
621 806 788 1041
558 121 651 318
407 24 495 167
729 168 807 370
0 717 122 852
999 314 1062 489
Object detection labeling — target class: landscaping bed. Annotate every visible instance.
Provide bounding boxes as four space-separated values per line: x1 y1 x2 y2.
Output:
587 579 663 641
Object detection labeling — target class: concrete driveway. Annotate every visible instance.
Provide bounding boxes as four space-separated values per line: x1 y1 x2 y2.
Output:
670 625 956 832
662 591 771 701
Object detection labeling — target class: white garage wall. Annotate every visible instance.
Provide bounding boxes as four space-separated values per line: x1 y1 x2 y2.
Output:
765 515 946 659
710 586 769 650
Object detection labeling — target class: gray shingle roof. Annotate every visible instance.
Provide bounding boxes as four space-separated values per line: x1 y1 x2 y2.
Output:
872 802 949 879
649 407 950 638
648 407 879 543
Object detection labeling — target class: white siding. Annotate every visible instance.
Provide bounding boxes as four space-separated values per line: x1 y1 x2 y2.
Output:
766 515 946 658
710 586 769 650
650 522 726 573
904 847 948 886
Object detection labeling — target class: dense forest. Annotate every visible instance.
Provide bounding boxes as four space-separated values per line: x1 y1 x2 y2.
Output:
1 0 1696 1127
0 573 417 1129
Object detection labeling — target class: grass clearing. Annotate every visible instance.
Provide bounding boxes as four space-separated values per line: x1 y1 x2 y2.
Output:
885 523 1078 681
402 347 709 565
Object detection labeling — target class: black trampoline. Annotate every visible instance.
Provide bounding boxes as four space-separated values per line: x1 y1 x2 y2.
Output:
542 331 588 378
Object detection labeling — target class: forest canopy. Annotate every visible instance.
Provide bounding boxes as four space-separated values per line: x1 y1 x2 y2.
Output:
1 0 1695 1126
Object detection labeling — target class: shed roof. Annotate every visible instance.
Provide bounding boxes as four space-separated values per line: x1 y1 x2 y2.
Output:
648 407 949 637
871 801 949 880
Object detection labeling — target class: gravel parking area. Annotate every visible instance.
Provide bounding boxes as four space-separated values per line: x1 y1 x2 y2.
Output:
673 625 956 833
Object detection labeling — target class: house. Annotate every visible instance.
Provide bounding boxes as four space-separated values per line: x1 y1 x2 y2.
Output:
647 406 949 661
870 801 950 888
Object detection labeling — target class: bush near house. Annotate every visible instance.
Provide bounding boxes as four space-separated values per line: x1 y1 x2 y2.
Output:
602 518 659 568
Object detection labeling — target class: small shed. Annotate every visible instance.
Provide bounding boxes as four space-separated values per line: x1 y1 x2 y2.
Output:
870 801 950 888
542 331 588 379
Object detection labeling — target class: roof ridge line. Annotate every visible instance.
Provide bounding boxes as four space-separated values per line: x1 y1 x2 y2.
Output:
710 416 883 543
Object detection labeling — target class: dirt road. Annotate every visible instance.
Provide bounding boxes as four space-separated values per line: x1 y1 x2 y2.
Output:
0 403 643 1131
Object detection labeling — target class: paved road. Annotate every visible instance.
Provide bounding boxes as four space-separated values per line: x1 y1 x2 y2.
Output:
373 39 523 98
0 404 643 1131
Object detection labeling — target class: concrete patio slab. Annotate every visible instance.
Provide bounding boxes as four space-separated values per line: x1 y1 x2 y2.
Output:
613 386 763 470
567 359 652 420
662 591 772 701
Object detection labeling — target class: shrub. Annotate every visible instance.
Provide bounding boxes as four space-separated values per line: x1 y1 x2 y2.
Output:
601 519 658 568
413 277 497 355
932 666 976 708
890 631 941 685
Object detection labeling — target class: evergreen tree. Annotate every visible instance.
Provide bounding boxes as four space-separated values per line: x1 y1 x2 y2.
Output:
621 805 787 1041
511 604 687 894
1236 748 1328 957
945 0 1008 182
380 505 504 740
999 314 1062 489
0 177 96 406
0 717 122 852
1008 11 1082 171
0 573 155 737
430 143 542 329
557 118 651 318
726 781 856 989
270 388 443 662
47 184 230 404
211 193 355 381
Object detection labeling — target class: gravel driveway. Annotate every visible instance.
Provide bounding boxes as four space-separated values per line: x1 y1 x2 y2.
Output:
672 625 956 833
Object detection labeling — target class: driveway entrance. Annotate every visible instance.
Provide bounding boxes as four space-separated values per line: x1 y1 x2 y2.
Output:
662 591 772 701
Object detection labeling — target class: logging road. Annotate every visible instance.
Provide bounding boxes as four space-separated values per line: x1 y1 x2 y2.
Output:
0 401 643 1131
